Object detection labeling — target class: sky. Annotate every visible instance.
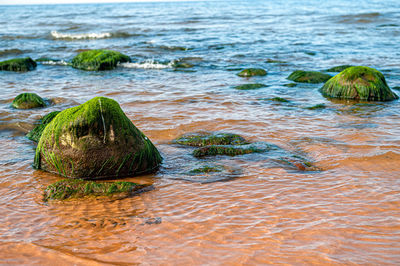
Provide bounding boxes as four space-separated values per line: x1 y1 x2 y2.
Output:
0 0 196 5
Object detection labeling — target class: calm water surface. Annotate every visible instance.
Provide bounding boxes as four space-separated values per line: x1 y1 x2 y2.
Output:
1 0 400 264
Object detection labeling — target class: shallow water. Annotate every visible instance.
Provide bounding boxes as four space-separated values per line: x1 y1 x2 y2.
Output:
1 0 400 264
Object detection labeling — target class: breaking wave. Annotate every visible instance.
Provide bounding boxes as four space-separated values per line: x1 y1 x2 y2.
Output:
50 31 136 40
118 59 174 69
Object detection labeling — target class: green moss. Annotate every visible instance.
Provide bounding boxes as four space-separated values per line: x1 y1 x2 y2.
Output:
319 66 398 101
193 144 266 158
174 132 248 147
305 103 326 110
71 49 131 71
12 93 46 109
189 165 223 174
288 70 331 83
27 111 61 142
237 68 267 77
283 83 297 87
34 97 162 179
0 57 37 72
234 83 267 90
325 65 353 72
43 179 149 201
269 97 290 102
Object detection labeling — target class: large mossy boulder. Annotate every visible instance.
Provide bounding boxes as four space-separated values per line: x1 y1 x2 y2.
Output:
71 49 131 71
34 97 162 179
237 68 267 77
320 66 398 101
288 70 331 83
0 57 37 72
12 93 46 109
27 111 61 142
43 179 150 201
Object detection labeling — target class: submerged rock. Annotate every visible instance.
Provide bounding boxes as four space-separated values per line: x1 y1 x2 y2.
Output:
43 179 150 201
288 70 331 83
237 68 267 77
34 97 162 179
305 103 326 110
269 97 290 103
0 57 37 72
27 111 61 142
193 143 269 158
174 132 248 147
325 65 353 72
12 93 46 109
319 66 398 101
235 83 267 90
71 49 131 71
188 165 224 174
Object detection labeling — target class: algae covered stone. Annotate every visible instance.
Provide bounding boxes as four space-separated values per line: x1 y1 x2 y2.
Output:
71 49 131 71
288 70 331 83
12 93 46 109
325 65 353 72
237 68 267 77
27 111 61 142
0 57 37 72
43 179 149 201
319 66 398 101
193 143 269 158
174 132 248 147
234 83 267 90
34 97 162 179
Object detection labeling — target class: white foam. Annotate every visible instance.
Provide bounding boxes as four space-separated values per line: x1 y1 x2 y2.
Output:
40 60 69 66
119 59 174 69
51 30 112 40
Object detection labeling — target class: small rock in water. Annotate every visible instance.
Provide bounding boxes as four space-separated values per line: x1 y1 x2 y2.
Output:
12 93 46 109
237 68 267 77
0 57 37 72
287 70 331 83
71 49 131 71
234 83 267 90
325 65 353 72
319 66 398 101
174 132 249 147
43 179 150 201
193 143 269 158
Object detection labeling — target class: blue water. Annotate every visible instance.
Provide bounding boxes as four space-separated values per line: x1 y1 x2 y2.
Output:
1 1 400 264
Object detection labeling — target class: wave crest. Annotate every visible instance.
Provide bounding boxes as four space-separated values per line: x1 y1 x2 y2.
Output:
51 30 112 40
119 60 174 69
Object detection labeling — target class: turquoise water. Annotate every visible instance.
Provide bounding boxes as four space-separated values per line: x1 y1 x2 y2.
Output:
1 1 400 264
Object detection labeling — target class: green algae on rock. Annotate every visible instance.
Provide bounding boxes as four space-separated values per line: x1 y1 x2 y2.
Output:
269 97 290 103
27 111 61 142
305 103 326 110
234 83 267 90
325 65 353 72
189 165 224 175
71 49 131 71
12 93 46 109
237 68 267 77
43 179 149 201
34 97 162 179
319 66 399 101
283 83 297 87
174 132 248 147
0 57 37 72
287 70 331 83
193 143 269 158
